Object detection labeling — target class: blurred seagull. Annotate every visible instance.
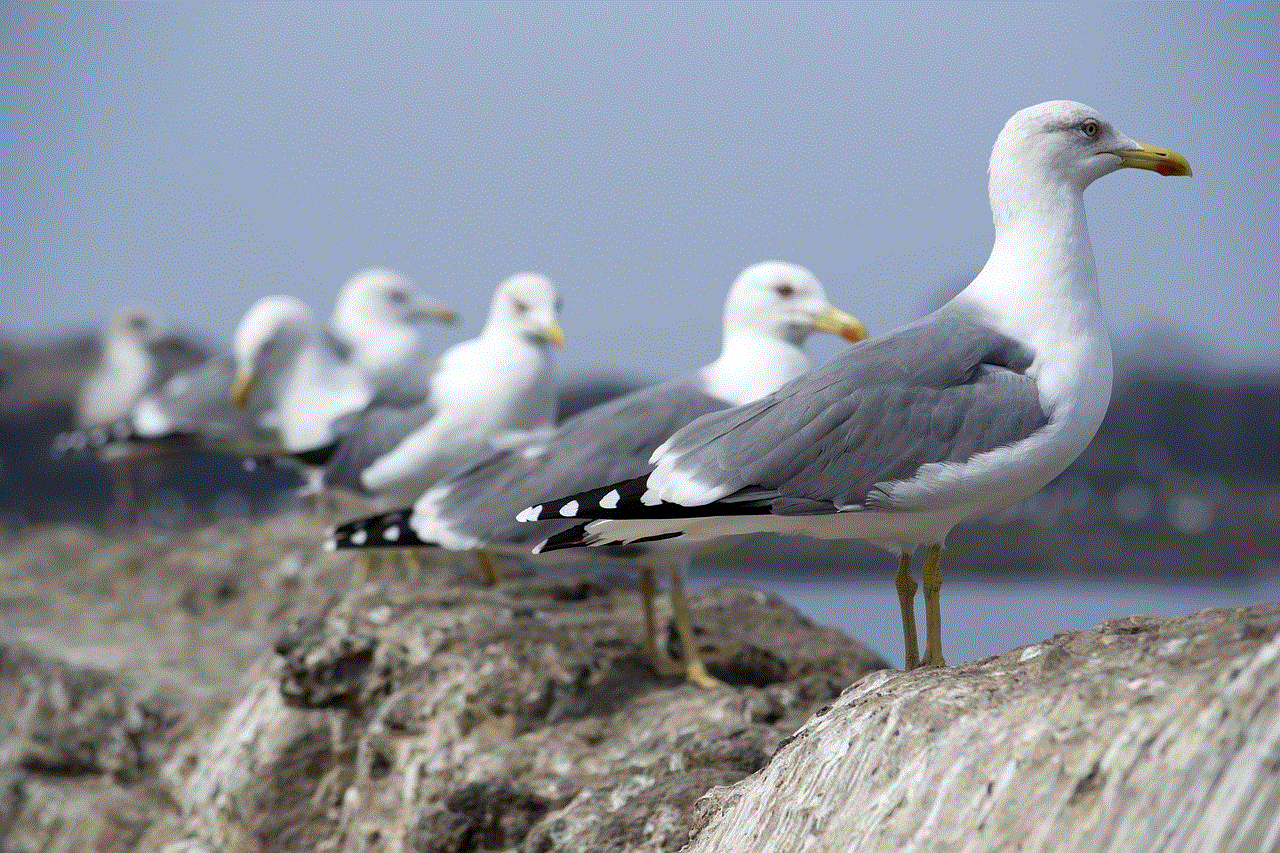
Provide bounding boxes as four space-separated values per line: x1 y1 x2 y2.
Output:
317 272 565 514
328 261 867 684
328 267 458 404
74 308 167 439
226 294 375 455
68 308 169 524
54 268 456 462
520 101 1191 672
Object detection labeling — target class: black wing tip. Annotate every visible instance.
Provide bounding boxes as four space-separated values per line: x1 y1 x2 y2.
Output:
519 475 654 523
327 509 431 550
535 523 593 553
289 440 340 468
536 524 687 554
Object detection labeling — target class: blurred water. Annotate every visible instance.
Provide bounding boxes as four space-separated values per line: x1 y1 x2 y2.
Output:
684 562 1280 670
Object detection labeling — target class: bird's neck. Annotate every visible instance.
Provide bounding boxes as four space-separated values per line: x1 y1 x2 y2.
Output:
338 319 418 375
959 182 1103 343
476 325 546 359
956 179 1114 421
701 329 810 406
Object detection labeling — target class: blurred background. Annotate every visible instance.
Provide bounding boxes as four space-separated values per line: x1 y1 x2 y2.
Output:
3 2 1277 667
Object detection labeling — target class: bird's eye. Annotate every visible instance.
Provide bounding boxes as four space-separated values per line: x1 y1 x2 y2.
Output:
776 284 795 298
1081 120 1100 138
388 290 407 304
513 299 529 313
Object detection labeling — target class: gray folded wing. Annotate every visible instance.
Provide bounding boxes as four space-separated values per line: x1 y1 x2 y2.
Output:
651 305 1051 513
428 374 729 546
320 396 441 494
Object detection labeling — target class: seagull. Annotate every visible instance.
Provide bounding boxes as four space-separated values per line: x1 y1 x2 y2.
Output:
68 308 169 524
328 261 867 684
74 308 167 441
226 294 376 455
521 101 1191 671
317 272 565 512
53 268 456 460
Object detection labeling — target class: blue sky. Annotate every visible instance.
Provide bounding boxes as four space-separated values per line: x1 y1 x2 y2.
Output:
3 2 1277 381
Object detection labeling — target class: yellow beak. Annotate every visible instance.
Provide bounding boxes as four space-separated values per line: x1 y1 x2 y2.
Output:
540 321 566 348
229 372 255 409
414 299 459 325
1109 141 1192 177
811 305 869 343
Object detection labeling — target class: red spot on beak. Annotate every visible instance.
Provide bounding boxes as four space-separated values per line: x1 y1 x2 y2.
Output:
1156 162 1178 176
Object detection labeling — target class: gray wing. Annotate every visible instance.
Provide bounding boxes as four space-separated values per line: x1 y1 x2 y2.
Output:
136 355 286 452
654 305 1049 512
321 396 440 494
429 374 729 545
365 353 440 408
322 327 355 362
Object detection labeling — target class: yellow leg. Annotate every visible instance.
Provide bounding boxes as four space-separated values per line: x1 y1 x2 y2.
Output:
895 551 921 670
920 543 947 667
639 568 685 677
351 551 373 585
402 549 422 577
474 550 501 586
669 569 727 689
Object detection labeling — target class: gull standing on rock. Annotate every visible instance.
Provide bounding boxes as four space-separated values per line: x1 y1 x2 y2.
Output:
74 308 168 434
317 272 565 513
329 261 867 685
524 101 1191 671
226 294 376 457
70 308 169 524
328 267 458 404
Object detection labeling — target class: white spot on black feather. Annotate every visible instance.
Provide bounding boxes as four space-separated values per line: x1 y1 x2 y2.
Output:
600 490 620 509
559 500 579 517
350 529 368 546
383 525 400 542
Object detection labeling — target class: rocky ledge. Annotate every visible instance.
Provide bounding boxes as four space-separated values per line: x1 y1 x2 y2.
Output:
1 516 1276 853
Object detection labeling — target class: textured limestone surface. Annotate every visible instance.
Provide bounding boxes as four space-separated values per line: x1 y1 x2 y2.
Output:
3 517 1276 853
1 516 883 853
687 603 1280 853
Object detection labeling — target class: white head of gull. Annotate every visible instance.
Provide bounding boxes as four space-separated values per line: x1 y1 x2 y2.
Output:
521 101 1191 673
328 267 457 387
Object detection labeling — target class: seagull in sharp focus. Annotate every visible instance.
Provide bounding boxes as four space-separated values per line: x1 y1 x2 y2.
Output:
523 101 1191 671
327 261 866 685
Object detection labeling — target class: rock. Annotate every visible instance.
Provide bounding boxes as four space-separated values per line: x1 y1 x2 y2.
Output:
3 516 1277 853
154 575 883 853
1 517 885 853
686 603 1280 853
